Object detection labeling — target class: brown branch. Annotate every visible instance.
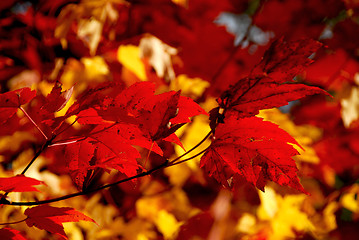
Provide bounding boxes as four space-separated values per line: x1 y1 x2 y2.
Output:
3 160 169 206
20 138 54 175
1 130 213 206
0 217 28 225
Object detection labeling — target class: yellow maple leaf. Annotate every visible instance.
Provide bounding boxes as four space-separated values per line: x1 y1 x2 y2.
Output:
170 74 210 99
60 56 109 90
310 201 338 238
257 187 315 240
117 45 147 81
164 163 193 187
236 213 257 234
134 180 201 240
136 181 196 219
154 210 183 240
340 184 359 213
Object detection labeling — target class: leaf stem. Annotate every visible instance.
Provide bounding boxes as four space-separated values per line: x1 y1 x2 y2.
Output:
52 117 78 136
0 217 28 225
48 138 87 147
170 130 212 165
20 107 48 140
169 146 211 167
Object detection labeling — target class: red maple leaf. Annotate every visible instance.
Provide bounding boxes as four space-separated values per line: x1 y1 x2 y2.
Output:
0 227 28 240
170 95 208 124
62 80 207 189
131 84 207 142
204 39 327 192
210 38 328 129
0 108 19 125
77 82 206 147
201 116 306 193
64 140 96 190
0 88 36 124
0 87 36 108
215 81 327 121
24 205 96 239
27 84 75 133
89 123 163 156
60 82 205 189
0 175 44 193
41 84 73 113
64 82 121 119
138 90 182 140
64 136 141 190
251 38 322 82
303 49 359 91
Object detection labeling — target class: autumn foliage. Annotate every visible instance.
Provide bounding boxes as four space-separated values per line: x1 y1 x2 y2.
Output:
1 0 359 239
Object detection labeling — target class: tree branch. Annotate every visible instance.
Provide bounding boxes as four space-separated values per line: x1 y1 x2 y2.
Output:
3 160 169 206
2 130 213 206
20 139 53 175
0 217 28 225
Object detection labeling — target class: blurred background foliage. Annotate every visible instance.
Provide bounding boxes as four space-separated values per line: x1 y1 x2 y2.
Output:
1 0 359 239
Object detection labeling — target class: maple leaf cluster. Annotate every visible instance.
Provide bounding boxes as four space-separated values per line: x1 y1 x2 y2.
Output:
201 38 326 192
0 0 359 239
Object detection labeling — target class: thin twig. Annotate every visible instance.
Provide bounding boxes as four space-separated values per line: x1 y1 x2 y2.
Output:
169 146 210 167
53 117 79 137
48 137 87 147
144 142 154 168
2 140 51 199
20 107 48 140
1 134 53 199
170 130 212 165
20 140 52 175
5 160 169 206
0 217 28 225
